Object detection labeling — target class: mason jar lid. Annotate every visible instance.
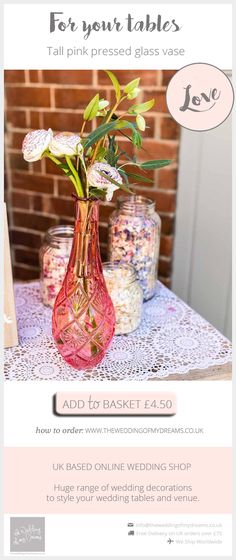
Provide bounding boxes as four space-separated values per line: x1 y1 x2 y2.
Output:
117 195 155 215
45 225 74 245
103 261 139 287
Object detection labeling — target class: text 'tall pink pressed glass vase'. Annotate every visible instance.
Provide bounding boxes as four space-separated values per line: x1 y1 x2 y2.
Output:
52 199 115 370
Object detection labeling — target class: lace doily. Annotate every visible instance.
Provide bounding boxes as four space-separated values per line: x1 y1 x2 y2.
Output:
4 282 231 381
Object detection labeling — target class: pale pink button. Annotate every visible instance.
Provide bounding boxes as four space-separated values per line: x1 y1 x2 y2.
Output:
55 392 176 416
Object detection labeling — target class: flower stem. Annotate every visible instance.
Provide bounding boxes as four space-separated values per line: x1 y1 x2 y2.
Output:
91 96 127 165
80 121 87 137
65 155 84 198
46 152 79 193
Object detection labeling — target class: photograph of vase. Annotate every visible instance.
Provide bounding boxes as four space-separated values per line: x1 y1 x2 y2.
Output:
52 198 115 370
3 68 232 381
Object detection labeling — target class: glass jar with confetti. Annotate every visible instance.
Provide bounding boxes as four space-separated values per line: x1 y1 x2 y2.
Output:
40 225 73 307
103 262 143 335
108 195 161 300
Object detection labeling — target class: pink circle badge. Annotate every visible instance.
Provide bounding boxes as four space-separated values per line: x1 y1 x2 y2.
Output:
166 63 234 131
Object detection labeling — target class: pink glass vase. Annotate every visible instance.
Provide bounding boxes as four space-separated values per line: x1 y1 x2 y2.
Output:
52 198 115 370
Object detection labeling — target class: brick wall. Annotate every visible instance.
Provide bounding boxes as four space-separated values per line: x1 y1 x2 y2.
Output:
4 69 180 287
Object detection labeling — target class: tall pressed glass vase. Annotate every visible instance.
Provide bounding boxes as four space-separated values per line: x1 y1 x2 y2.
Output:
52 199 115 370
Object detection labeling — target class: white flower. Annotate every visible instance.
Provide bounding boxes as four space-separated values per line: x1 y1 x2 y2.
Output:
87 162 123 201
49 132 83 157
22 129 52 162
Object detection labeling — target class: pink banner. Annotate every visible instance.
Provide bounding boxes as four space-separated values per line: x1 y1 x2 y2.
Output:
5 447 231 514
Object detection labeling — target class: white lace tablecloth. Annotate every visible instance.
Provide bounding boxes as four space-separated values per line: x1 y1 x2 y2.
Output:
4 281 231 381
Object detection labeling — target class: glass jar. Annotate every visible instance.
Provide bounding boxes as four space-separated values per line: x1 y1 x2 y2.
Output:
40 225 73 307
108 195 161 301
103 262 143 335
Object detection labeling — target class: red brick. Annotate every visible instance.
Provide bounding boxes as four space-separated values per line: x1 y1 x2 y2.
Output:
4 172 8 192
55 88 104 109
116 139 136 159
45 158 65 176
143 91 168 113
112 188 176 213
9 153 28 170
10 132 26 149
99 203 116 222
32 195 43 212
160 215 175 235
99 224 108 245
14 248 39 267
129 188 176 212
33 195 76 218
160 235 174 257
10 228 42 249
42 70 93 85
100 245 108 261
5 70 25 83
58 216 74 226
30 111 41 128
13 265 39 281
157 191 176 213
29 70 39 82
57 179 75 197
160 116 179 140
98 70 158 86
139 140 178 162
12 171 54 194
31 160 42 173
158 257 172 276
118 164 154 184
6 86 50 107
159 276 171 288
13 211 57 232
12 191 31 209
162 70 176 87
159 168 177 190
6 110 27 128
43 111 91 133
48 197 75 217
142 116 156 138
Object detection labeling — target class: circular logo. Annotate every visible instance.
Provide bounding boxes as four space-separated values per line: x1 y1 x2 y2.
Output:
166 63 234 131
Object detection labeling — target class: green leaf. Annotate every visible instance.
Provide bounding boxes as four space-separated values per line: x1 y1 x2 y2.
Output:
105 70 121 102
83 93 100 121
132 129 142 149
118 149 136 163
125 171 153 184
128 99 155 115
119 183 134 194
136 114 146 131
127 88 140 100
84 122 119 150
124 78 140 94
84 120 138 150
96 146 107 161
119 169 129 184
139 159 172 170
90 170 134 196
96 170 133 194
97 170 122 189
89 187 107 200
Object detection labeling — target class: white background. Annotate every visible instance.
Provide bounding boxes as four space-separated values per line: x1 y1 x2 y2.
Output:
4 381 232 447
4 514 232 557
3 3 233 558
4 4 232 69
